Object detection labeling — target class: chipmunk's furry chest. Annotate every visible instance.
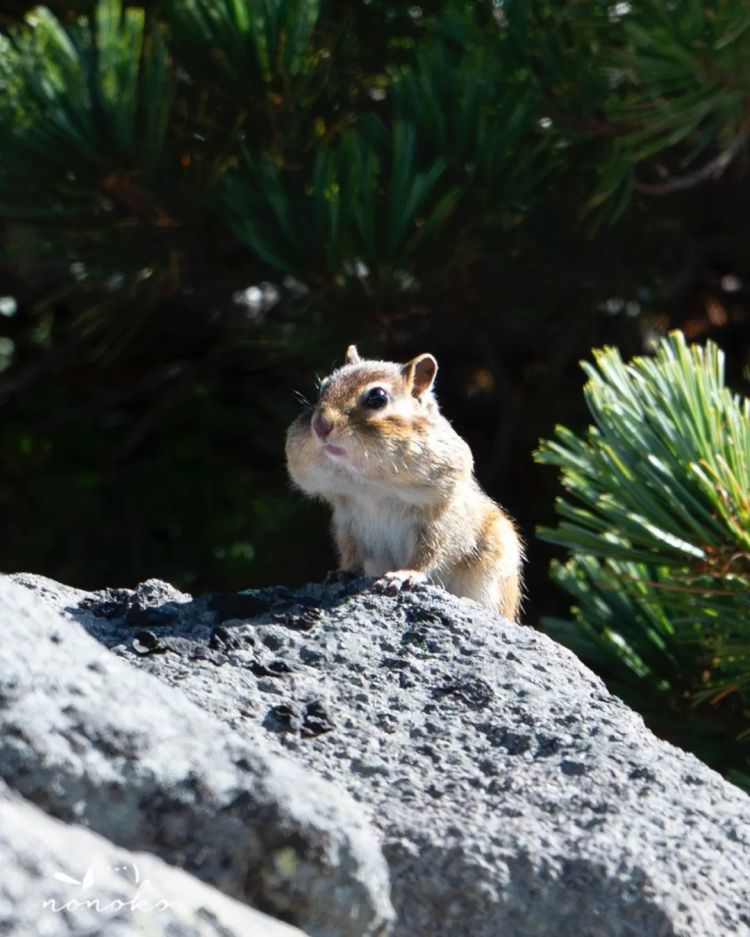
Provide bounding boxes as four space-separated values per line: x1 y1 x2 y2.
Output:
341 495 420 576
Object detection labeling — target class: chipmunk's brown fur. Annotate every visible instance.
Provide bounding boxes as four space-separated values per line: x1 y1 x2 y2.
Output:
285 345 523 619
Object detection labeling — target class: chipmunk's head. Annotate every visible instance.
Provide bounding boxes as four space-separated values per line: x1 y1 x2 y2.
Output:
313 343 439 448
286 344 443 489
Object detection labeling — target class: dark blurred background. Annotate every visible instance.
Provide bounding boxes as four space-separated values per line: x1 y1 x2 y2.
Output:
2 0 750 629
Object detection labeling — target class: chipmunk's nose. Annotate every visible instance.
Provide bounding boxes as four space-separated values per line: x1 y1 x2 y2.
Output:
313 413 333 439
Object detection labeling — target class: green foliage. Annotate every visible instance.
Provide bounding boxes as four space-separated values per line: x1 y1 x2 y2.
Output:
191 0 554 295
0 0 183 321
536 333 750 783
589 0 750 210
6 0 750 305
170 0 322 92
221 121 467 288
1 0 175 208
614 0 750 161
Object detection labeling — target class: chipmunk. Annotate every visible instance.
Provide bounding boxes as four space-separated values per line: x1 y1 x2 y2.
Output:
285 345 523 620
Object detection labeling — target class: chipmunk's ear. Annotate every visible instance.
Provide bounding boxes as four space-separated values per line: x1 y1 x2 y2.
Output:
402 353 438 399
344 344 361 364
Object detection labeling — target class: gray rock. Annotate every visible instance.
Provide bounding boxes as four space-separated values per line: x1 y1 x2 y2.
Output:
11 572 750 937
0 780 305 937
0 575 394 937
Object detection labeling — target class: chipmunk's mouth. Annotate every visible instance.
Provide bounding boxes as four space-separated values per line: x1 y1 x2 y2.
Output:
324 444 347 458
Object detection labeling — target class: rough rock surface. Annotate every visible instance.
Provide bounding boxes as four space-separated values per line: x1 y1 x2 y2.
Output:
0 780 304 937
8 572 750 937
0 575 393 937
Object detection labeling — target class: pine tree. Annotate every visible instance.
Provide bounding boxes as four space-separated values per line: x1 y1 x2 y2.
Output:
6 0 750 332
536 332 750 787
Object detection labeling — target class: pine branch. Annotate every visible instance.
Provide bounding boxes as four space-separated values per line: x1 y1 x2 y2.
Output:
535 331 750 782
634 122 750 195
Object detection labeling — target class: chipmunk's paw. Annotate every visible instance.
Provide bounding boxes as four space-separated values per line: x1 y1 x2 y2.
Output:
373 570 429 596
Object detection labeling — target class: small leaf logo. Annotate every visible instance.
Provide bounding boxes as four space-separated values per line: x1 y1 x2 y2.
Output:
52 864 95 890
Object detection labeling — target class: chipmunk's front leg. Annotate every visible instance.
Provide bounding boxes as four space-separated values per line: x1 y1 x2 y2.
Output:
372 528 439 596
331 502 364 575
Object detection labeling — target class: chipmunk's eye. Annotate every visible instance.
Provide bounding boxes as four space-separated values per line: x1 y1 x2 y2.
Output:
363 386 388 410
